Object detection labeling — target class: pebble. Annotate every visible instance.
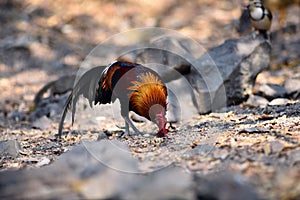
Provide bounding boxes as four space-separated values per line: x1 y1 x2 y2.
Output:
32 116 52 130
0 140 22 158
258 84 287 100
268 98 289 106
245 95 269 108
0 116 6 127
239 127 269 134
284 73 300 97
36 157 51 167
97 132 108 140
8 110 26 122
213 149 229 160
143 133 151 137
269 141 284 154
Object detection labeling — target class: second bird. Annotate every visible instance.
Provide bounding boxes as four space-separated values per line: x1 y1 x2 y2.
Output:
247 0 273 38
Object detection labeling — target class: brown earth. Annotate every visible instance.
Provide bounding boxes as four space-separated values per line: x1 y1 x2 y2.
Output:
0 0 299 199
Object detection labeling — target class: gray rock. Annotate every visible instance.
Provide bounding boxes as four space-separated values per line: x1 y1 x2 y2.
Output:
284 73 300 99
287 149 300 166
239 127 270 134
268 98 290 106
0 140 139 199
0 139 261 200
123 167 193 200
8 110 26 122
35 157 51 167
245 95 269 107
30 93 69 121
269 141 284 154
34 75 75 106
0 140 22 158
194 173 260 200
0 139 193 199
136 35 271 114
258 84 287 100
32 116 52 130
97 132 108 140
0 116 6 127
191 35 271 113
31 74 76 122
165 78 198 122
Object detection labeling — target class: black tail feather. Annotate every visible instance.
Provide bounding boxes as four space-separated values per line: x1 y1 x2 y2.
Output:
58 92 73 137
57 66 105 137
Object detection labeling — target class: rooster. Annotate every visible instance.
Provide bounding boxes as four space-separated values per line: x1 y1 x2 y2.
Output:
58 61 168 137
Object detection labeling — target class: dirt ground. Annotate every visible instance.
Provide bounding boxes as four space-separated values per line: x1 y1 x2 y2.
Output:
0 0 300 199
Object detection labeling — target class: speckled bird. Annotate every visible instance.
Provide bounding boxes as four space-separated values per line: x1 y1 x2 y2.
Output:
247 0 273 38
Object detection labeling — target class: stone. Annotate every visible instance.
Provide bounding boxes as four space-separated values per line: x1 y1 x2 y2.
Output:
194 172 260 200
0 140 22 158
34 75 75 106
239 127 270 134
0 138 265 199
268 98 290 106
258 84 287 100
0 140 140 199
35 157 51 167
245 95 269 108
32 116 52 130
136 35 271 114
269 141 284 154
287 149 300 166
0 116 6 127
31 74 81 122
190 35 271 113
8 110 26 122
122 167 193 200
0 139 193 199
284 73 300 99
30 93 69 121
213 149 229 160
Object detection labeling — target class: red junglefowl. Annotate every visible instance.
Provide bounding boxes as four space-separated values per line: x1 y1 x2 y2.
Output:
58 61 168 137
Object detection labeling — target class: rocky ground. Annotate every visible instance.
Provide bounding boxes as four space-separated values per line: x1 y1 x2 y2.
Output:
0 0 299 199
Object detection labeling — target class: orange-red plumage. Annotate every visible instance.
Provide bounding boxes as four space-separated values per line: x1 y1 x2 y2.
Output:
58 61 168 137
128 72 167 119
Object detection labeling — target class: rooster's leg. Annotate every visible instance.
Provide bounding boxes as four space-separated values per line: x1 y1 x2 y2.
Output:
125 122 130 136
123 115 141 135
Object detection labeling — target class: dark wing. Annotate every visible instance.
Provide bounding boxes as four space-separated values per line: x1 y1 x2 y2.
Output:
94 66 113 104
94 61 138 104
58 66 105 136
266 8 272 20
58 61 139 137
